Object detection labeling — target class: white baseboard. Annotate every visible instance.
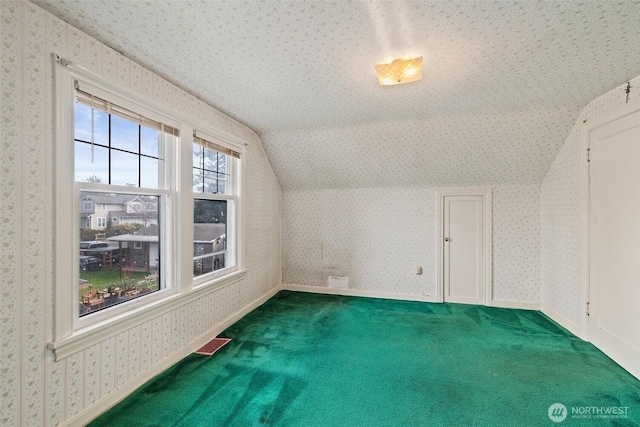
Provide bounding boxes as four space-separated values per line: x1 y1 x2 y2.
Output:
490 300 540 310
63 285 280 427
541 304 583 337
281 283 440 303
283 285 548 311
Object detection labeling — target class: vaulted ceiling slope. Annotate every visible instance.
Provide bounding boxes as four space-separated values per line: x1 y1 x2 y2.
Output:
32 0 640 189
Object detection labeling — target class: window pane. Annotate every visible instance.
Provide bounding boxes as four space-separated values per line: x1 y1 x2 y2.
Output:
78 191 161 317
140 126 159 158
110 151 139 186
193 199 227 277
203 148 218 172
141 156 161 189
75 104 166 189
193 170 204 192
75 141 109 183
193 252 225 277
217 152 226 174
74 102 91 141
111 115 139 153
193 145 203 169
193 145 231 195
203 170 220 194
94 110 110 146
218 173 227 194
75 102 109 146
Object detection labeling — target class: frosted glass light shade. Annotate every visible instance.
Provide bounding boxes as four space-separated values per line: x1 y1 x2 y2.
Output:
374 57 423 86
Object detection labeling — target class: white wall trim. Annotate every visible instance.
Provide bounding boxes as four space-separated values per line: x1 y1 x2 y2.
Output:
284 285 543 312
541 304 582 337
436 187 493 305
490 300 540 310
282 284 441 303
60 285 280 427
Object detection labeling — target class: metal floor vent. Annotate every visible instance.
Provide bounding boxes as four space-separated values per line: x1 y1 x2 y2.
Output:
195 337 231 356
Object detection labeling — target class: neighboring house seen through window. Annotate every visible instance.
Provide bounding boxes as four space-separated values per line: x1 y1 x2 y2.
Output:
192 134 239 279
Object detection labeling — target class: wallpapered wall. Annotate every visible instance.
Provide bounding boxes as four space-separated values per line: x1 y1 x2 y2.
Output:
262 107 578 191
283 184 540 303
2 0 638 424
540 74 640 330
0 2 282 426
283 188 438 296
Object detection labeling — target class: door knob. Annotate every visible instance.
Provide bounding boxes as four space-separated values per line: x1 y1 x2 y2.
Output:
444 237 452 242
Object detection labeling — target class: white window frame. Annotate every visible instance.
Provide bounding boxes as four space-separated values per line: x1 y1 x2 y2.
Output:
192 133 239 286
54 65 179 335
82 201 92 210
49 59 246 361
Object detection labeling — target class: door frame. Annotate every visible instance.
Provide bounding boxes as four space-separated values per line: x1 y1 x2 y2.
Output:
579 99 640 341
436 188 492 305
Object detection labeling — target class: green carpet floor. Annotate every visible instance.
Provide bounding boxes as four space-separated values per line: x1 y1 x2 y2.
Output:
90 291 640 426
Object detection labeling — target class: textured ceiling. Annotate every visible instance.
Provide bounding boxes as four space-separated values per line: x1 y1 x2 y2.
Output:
31 0 640 189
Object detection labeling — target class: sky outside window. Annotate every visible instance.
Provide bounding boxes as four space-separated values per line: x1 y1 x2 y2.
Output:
74 101 163 187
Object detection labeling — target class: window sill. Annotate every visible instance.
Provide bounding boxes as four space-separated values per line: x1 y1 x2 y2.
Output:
47 269 246 361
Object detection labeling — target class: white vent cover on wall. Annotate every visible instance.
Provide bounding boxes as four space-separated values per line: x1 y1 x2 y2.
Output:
327 276 349 288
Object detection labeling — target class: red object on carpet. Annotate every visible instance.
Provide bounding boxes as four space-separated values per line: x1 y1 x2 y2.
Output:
195 337 231 356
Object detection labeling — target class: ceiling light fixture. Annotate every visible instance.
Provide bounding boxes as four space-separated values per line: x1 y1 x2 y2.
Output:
374 56 423 86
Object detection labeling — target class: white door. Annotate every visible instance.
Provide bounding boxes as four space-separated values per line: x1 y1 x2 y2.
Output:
443 195 484 304
589 108 640 379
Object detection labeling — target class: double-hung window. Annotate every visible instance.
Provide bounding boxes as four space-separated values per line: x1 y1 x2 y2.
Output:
73 80 178 324
52 63 180 340
192 132 240 282
51 59 245 359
